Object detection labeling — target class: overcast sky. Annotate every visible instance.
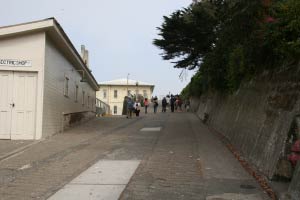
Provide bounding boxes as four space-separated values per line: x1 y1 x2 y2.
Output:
0 0 195 96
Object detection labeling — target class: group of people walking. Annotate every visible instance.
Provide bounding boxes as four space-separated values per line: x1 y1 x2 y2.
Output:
125 96 157 118
168 95 190 113
126 98 141 118
125 95 190 118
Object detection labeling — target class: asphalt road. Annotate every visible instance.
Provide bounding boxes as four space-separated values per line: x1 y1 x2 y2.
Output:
0 110 270 200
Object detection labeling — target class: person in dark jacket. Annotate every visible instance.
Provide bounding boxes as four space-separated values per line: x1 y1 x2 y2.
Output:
153 96 158 113
162 97 167 112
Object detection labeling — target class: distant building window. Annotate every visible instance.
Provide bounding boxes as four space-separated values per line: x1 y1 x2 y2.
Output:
114 106 117 114
82 91 85 106
75 85 79 102
135 90 139 95
103 89 107 99
143 90 147 98
87 96 90 107
114 90 118 98
64 77 69 97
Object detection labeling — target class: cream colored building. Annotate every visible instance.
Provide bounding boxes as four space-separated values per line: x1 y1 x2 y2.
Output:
97 79 155 115
0 18 98 140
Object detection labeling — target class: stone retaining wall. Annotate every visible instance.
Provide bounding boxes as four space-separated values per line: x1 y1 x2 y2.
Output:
191 64 300 199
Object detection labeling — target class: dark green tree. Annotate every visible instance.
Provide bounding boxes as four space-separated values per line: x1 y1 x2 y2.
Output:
153 1 218 69
156 0 300 97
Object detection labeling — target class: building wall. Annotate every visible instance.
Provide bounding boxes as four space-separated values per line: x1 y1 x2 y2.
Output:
42 37 96 138
96 85 153 115
0 32 45 139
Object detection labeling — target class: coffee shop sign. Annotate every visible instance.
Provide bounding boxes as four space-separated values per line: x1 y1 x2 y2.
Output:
0 59 31 67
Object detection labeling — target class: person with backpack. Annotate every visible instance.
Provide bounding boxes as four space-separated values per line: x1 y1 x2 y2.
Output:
126 97 134 118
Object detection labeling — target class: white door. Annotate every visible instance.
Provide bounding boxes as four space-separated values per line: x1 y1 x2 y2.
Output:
0 71 13 139
0 71 37 140
11 72 37 140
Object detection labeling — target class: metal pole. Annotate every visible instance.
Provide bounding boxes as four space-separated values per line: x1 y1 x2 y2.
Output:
127 73 130 96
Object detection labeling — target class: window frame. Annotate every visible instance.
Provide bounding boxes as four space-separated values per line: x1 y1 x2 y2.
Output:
64 76 69 97
82 90 85 106
103 89 107 99
75 84 79 102
113 105 117 114
143 90 147 98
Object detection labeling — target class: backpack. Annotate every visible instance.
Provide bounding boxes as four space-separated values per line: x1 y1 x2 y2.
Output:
128 101 134 109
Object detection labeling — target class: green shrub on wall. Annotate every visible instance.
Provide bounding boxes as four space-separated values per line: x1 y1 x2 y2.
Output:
265 0 300 64
227 45 246 92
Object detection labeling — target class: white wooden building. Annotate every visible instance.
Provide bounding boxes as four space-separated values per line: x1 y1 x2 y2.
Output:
97 79 154 115
0 18 99 140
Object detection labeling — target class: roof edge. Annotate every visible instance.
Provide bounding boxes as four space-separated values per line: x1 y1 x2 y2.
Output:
52 19 99 90
0 18 55 30
0 18 54 37
0 18 99 90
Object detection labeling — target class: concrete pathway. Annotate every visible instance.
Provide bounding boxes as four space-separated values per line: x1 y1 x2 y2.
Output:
48 160 140 200
120 112 270 200
0 112 271 200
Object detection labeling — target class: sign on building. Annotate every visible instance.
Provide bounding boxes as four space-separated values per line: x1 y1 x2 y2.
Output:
0 59 32 67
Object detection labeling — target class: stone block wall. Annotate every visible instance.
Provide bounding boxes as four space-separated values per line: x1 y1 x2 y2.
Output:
191 65 300 198
289 163 300 200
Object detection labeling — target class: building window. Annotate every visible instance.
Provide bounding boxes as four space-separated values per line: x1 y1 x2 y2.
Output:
75 85 79 102
143 90 147 98
64 77 69 97
114 90 118 98
114 106 117 114
135 90 139 96
87 96 90 107
82 91 85 106
103 89 107 99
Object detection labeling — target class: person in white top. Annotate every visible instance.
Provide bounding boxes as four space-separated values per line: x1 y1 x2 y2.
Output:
134 100 141 117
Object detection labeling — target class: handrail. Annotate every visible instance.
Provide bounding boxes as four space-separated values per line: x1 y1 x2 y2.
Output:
95 98 110 116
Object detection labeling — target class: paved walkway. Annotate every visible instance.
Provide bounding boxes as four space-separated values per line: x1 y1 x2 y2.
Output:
48 160 140 200
120 113 269 200
0 117 142 200
0 111 270 200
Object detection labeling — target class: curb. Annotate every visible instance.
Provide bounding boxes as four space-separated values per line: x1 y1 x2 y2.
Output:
0 140 42 162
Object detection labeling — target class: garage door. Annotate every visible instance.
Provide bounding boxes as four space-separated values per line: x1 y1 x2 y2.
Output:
0 71 37 140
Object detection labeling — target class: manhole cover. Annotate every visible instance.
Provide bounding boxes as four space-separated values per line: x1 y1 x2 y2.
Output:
240 184 256 189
